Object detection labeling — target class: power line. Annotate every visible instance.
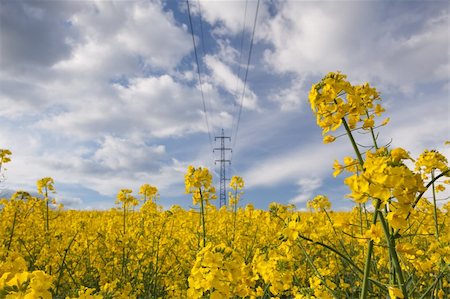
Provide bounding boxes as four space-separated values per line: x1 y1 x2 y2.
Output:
231 0 249 147
196 0 216 135
196 0 208 56
186 0 214 151
232 0 260 150
229 0 249 176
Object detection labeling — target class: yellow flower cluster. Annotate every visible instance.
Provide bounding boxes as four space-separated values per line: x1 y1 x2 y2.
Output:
309 72 449 299
229 175 244 206
230 176 244 191
343 147 428 229
0 193 449 298
188 244 252 298
333 156 360 177
0 256 52 299
116 188 139 207
415 149 448 175
185 165 216 205
309 72 387 143
138 184 158 203
0 149 12 165
306 195 331 212
36 177 55 196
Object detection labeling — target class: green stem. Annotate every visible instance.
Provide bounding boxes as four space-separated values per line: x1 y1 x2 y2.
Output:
45 187 49 232
360 200 381 299
366 110 379 150
199 188 206 247
122 204 127 279
359 203 364 235
370 128 379 149
324 210 352 258
123 204 126 235
296 234 387 292
385 205 396 285
297 240 339 297
342 117 380 299
393 169 449 239
378 211 408 299
418 263 449 299
342 118 364 166
431 170 439 240
152 237 161 297
297 234 361 274
6 209 18 256
232 189 238 244
363 203 369 229
55 232 78 296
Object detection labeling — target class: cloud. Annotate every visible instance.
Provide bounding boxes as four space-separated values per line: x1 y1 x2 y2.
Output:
261 1 449 90
382 93 449 159
0 1 79 73
3 135 186 198
1 0 194 120
69 0 191 72
289 177 322 204
0 0 219 205
93 136 166 172
204 55 258 111
193 1 261 36
269 75 306 111
242 141 347 189
36 75 208 139
0 79 53 118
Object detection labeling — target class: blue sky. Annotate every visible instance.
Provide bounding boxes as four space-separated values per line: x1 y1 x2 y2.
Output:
0 0 448 210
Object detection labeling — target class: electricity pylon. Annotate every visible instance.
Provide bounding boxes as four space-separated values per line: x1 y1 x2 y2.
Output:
214 128 231 208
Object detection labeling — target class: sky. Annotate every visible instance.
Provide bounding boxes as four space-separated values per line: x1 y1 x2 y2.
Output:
0 0 449 211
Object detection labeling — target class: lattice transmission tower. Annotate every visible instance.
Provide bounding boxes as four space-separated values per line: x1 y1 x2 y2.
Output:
214 129 232 207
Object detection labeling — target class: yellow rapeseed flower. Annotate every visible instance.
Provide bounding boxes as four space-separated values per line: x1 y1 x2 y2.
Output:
388 286 404 299
323 135 336 144
36 177 55 196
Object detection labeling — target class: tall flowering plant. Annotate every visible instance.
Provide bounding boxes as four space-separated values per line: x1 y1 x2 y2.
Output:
308 72 449 299
185 166 216 247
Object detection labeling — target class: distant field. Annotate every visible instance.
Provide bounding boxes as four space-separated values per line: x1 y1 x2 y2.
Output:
1 197 449 298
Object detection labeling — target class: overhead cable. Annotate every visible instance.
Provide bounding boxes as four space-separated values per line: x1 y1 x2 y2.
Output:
232 0 260 150
187 0 214 151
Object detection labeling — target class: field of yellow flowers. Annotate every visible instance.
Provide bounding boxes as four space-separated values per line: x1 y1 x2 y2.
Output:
1 73 449 298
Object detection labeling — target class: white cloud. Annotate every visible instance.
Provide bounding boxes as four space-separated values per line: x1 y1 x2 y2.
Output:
194 1 260 36
2 134 186 199
0 0 224 205
382 94 449 159
115 75 209 137
290 177 322 204
53 39 137 81
270 75 306 111
36 75 208 139
82 158 187 197
242 141 347 188
204 55 258 110
116 2 191 69
93 136 166 171
262 1 449 90
262 2 357 74
67 0 190 71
